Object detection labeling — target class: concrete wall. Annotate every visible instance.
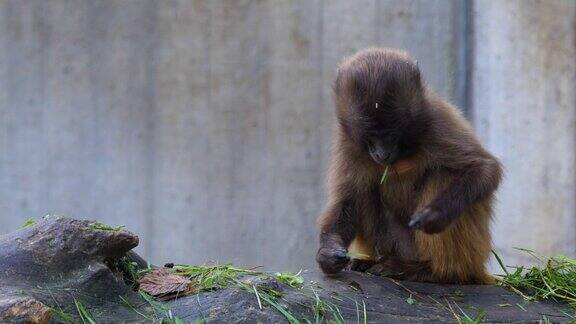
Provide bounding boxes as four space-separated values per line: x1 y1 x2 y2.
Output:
472 0 576 266
0 0 574 271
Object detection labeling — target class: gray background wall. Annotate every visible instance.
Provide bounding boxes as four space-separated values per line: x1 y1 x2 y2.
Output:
0 0 574 272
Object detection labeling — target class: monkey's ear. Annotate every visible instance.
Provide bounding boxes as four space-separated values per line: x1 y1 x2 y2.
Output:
410 66 423 87
334 65 355 95
333 69 344 94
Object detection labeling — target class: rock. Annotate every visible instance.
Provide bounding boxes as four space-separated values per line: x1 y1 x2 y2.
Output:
0 216 572 323
0 296 52 324
0 216 149 323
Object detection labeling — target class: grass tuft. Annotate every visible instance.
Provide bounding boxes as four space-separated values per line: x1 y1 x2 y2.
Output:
171 263 303 322
169 263 353 323
108 256 149 290
451 301 485 324
173 263 260 291
50 307 74 323
88 222 125 232
20 218 36 228
74 299 98 324
139 291 184 323
306 288 345 324
494 248 576 308
257 290 299 324
275 270 304 288
444 299 485 324
119 295 151 321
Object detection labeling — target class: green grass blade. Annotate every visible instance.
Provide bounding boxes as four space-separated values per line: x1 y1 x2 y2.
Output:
380 166 389 185
74 300 98 324
491 250 509 275
259 293 300 324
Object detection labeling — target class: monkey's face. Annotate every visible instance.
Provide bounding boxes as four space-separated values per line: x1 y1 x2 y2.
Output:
365 129 400 165
348 105 424 165
343 93 430 165
335 48 430 165
337 75 430 166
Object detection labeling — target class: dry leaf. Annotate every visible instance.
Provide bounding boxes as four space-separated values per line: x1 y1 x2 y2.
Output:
138 269 192 300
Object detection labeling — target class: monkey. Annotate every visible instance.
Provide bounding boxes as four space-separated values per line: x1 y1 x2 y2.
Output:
315 48 502 284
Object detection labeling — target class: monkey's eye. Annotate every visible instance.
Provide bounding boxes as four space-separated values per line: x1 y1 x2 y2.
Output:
369 129 389 140
366 138 379 150
368 144 377 155
363 138 374 150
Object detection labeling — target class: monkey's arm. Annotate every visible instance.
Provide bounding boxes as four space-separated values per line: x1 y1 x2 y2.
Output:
316 196 358 274
410 152 502 234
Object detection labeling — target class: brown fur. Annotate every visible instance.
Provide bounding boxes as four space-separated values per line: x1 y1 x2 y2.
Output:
316 48 502 284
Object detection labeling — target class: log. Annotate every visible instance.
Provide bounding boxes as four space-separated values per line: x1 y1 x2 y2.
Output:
0 216 571 323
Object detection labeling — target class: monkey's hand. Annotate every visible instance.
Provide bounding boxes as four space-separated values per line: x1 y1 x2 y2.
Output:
408 208 452 234
316 246 350 274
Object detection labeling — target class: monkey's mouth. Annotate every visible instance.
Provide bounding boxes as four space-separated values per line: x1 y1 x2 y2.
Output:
369 150 398 166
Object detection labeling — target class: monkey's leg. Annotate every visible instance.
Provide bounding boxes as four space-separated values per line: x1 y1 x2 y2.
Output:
415 208 494 284
406 163 500 283
366 257 435 282
347 259 376 272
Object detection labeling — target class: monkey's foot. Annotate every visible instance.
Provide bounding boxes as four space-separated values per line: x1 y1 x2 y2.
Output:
347 259 376 272
363 258 433 282
365 261 400 277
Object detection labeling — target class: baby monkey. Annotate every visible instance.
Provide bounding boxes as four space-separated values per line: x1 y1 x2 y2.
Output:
316 48 502 284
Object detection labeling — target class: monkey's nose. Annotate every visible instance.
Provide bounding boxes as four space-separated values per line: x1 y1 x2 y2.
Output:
381 152 391 161
375 151 390 162
370 150 390 165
